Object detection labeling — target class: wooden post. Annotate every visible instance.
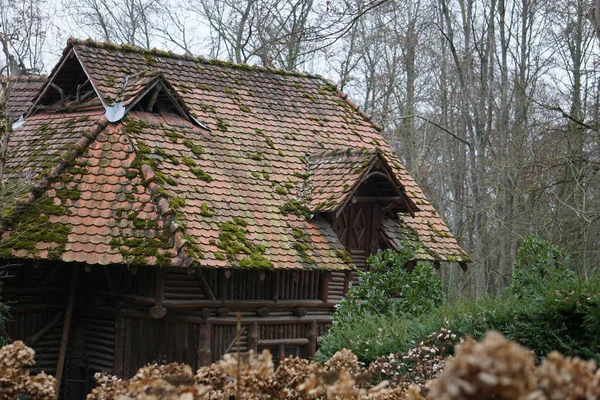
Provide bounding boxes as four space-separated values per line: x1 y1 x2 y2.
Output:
198 323 212 366
272 271 280 301
218 269 228 301
55 266 79 399
248 321 258 352
343 271 354 294
114 315 125 377
307 320 317 358
150 268 167 319
320 272 332 303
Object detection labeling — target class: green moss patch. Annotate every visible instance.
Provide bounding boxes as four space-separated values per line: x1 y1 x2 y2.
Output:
109 231 172 267
200 202 214 217
291 226 316 264
336 249 353 264
191 167 213 182
216 218 272 269
155 148 180 165
183 139 204 156
280 199 311 220
0 195 72 259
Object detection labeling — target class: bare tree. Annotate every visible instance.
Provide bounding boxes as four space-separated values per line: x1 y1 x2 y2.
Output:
0 0 49 75
64 0 159 48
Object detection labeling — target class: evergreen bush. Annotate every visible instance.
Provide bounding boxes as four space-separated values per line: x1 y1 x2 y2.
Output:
317 237 600 364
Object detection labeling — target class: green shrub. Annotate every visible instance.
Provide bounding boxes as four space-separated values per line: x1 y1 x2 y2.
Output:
318 239 600 364
333 245 443 325
508 235 575 299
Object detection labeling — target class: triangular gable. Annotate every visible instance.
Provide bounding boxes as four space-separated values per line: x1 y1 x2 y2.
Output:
115 72 199 125
27 46 104 116
307 148 418 217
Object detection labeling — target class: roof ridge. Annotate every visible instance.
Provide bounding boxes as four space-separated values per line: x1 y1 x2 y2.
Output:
67 37 322 80
1 117 110 227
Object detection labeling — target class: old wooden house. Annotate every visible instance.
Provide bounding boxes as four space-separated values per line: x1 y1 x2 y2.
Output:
0 40 470 397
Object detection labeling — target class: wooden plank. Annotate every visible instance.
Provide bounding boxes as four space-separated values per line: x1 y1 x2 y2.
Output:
55 267 79 399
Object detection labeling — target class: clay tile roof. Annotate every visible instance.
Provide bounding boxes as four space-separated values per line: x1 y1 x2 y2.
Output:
307 148 374 213
0 38 471 269
306 148 417 215
6 75 46 121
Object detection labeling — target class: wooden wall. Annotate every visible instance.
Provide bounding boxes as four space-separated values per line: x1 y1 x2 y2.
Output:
3 261 353 394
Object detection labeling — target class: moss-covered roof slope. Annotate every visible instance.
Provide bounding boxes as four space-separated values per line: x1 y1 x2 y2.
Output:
0 39 470 269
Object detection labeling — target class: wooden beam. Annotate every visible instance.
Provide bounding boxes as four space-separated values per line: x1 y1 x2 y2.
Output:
272 271 280 301
104 266 114 292
38 264 61 288
320 272 332 303
194 269 216 300
26 311 65 347
307 320 317 358
258 338 309 347
223 325 248 355
355 196 403 203
75 78 90 103
256 307 270 317
343 271 354 294
50 82 66 107
55 267 79 399
218 269 228 301
146 84 161 112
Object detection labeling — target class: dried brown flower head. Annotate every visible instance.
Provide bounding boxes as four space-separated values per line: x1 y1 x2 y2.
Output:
428 331 536 400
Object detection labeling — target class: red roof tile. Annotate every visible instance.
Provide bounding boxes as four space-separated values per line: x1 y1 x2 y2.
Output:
6 75 46 121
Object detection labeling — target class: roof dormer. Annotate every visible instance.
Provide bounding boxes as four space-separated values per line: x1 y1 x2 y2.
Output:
306 148 418 269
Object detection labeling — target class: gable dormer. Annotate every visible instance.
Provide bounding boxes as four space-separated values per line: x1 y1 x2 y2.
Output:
307 148 418 270
28 48 100 115
120 72 189 116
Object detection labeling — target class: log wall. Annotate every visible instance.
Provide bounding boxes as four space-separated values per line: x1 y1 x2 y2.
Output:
3 261 350 395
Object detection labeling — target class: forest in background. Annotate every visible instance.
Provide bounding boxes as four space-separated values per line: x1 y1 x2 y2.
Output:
1 0 600 296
